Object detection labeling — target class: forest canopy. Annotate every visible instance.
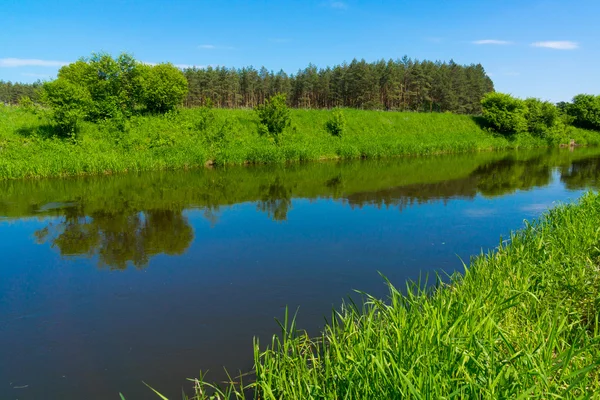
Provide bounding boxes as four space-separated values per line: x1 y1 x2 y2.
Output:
2 55 493 114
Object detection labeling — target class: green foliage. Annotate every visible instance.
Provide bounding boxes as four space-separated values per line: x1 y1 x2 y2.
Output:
18 95 37 113
325 108 346 137
0 80 42 105
41 79 91 135
523 97 562 137
139 63 188 114
481 92 528 134
57 53 141 122
195 98 215 132
566 94 600 131
254 94 291 143
2 106 599 180
41 53 189 134
183 57 494 113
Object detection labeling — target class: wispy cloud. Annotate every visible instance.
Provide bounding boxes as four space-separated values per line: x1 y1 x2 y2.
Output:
425 37 444 43
330 1 347 9
472 39 512 45
21 72 53 78
198 44 234 50
269 38 290 43
0 58 69 68
530 41 578 50
143 61 208 69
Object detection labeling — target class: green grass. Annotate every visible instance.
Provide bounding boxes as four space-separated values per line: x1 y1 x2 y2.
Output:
141 192 600 399
2 105 599 180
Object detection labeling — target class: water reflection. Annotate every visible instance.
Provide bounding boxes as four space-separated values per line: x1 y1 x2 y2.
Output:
35 208 193 269
560 157 600 190
2 148 600 270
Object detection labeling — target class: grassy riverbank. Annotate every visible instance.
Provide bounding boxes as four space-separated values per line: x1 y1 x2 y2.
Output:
2 105 599 180
154 192 600 399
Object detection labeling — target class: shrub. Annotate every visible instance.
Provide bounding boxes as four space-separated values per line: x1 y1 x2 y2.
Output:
325 108 346 137
481 92 527 134
41 53 189 134
255 93 291 143
566 94 600 131
523 98 561 137
18 95 36 113
138 63 188 114
195 98 215 132
41 79 91 136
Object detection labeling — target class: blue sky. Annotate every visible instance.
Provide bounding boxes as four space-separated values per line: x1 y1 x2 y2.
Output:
1 0 598 102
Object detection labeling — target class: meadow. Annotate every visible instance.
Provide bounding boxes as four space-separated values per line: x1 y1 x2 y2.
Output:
2 105 599 180
147 191 600 399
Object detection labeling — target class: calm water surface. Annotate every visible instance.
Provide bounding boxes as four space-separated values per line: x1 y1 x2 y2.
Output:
2 148 600 399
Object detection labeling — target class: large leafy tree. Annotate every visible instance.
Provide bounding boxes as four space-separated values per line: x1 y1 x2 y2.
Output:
138 63 188 113
566 94 600 131
481 92 528 134
41 52 188 132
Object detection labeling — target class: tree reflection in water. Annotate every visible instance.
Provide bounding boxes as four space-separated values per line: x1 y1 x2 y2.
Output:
4 148 600 270
35 208 193 270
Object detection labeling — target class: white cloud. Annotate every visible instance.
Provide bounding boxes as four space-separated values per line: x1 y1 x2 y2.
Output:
21 72 53 78
472 39 512 45
530 41 578 50
330 1 348 9
143 61 207 69
0 58 69 68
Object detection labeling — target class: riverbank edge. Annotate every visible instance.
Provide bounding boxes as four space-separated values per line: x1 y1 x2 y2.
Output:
2 106 600 180
161 192 600 399
0 141 595 182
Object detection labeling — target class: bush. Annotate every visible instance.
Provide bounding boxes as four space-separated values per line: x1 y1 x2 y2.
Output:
57 53 141 122
566 94 600 131
523 98 561 137
41 52 189 134
325 108 346 137
195 98 215 132
41 79 91 136
481 92 527 134
138 63 188 114
255 93 291 143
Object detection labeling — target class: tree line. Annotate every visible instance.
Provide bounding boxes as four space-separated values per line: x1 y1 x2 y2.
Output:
183 57 494 113
1 56 494 114
481 92 600 138
0 80 42 104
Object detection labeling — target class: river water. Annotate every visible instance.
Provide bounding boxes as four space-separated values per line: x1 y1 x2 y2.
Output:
1 148 600 399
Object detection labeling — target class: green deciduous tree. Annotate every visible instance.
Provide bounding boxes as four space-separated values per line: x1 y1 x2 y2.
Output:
325 108 346 137
41 79 91 135
566 94 600 131
41 53 189 134
255 93 291 143
138 63 188 113
481 92 528 134
523 98 561 137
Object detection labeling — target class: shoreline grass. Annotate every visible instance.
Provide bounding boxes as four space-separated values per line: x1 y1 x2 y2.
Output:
2 105 600 180
145 192 600 399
